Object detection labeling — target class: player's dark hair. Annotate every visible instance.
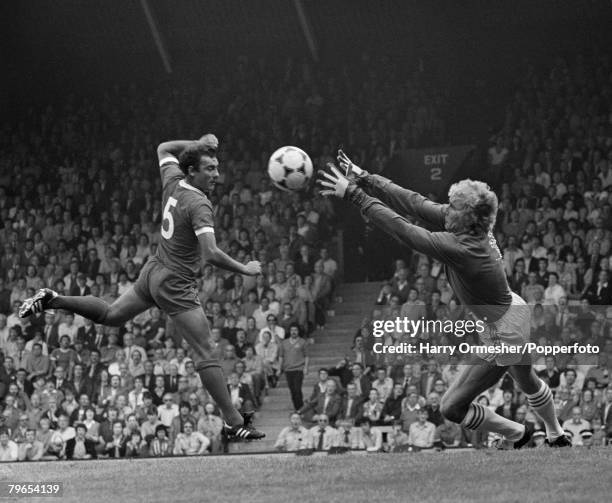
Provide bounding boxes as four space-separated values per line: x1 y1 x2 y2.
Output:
178 144 216 175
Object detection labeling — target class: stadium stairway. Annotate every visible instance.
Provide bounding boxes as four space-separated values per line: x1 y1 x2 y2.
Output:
229 281 381 453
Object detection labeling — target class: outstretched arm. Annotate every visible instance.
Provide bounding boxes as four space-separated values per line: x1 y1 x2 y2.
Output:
337 150 447 230
318 167 461 266
198 232 261 276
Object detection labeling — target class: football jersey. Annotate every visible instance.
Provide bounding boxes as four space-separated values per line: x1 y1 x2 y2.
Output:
156 156 215 278
359 175 513 322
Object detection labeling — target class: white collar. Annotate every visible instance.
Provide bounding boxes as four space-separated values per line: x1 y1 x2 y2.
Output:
179 179 205 196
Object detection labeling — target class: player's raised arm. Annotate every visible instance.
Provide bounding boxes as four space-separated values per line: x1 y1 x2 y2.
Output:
197 232 261 276
337 150 447 230
157 134 219 163
318 166 461 266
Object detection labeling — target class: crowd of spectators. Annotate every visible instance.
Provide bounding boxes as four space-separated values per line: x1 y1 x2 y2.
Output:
273 52 612 453
0 53 448 461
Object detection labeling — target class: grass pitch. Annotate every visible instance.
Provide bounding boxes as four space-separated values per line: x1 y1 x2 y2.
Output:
1 448 610 503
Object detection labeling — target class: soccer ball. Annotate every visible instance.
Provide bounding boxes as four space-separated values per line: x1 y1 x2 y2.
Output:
267 146 313 192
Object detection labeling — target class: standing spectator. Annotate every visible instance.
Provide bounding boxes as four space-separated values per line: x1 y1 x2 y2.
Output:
279 324 309 411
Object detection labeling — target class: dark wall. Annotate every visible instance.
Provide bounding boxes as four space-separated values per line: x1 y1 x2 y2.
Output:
5 0 612 115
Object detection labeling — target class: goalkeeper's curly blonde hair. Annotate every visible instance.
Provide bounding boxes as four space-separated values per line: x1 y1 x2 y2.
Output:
447 179 498 235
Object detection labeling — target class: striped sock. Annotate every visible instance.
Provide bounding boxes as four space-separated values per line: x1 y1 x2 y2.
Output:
461 403 524 442
527 380 564 441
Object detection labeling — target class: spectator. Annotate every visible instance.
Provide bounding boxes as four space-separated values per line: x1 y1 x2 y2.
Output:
278 324 309 411
408 409 436 449
387 420 411 452
17 429 44 461
157 394 179 427
104 421 127 458
562 406 591 447
352 418 383 452
173 420 209 456
125 430 148 458
308 414 338 451
149 425 172 457
299 379 342 425
196 403 224 453
65 423 97 460
0 428 18 462
274 412 310 452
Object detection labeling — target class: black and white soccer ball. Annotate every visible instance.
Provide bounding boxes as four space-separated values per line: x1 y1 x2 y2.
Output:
267 146 313 192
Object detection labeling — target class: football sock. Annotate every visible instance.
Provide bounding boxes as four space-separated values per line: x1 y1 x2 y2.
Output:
196 361 244 427
526 380 564 441
50 295 110 324
461 403 524 442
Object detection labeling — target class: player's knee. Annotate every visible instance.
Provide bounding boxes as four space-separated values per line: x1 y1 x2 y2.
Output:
440 395 468 424
103 305 129 327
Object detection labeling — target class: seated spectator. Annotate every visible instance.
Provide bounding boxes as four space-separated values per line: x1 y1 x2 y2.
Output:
308 414 338 451
386 420 410 452
157 394 179 428
400 391 422 431
361 389 383 425
149 425 172 457
562 406 591 447
352 418 383 452
254 330 279 387
424 392 444 427
36 417 63 460
104 421 127 458
0 428 18 462
335 418 357 449
17 429 44 461
65 423 97 460
381 384 405 424
169 402 197 444
173 420 209 456
371 368 394 403
11 413 29 444
125 430 148 458
274 412 310 452
299 379 342 425
436 419 462 448
408 409 436 449
227 372 255 415
347 363 371 400
197 403 224 454
82 407 100 444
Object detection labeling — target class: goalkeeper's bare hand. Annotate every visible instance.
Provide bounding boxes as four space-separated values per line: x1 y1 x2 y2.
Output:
317 163 351 198
337 149 364 178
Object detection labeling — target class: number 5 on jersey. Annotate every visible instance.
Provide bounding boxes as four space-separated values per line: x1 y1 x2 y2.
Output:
161 197 178 240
